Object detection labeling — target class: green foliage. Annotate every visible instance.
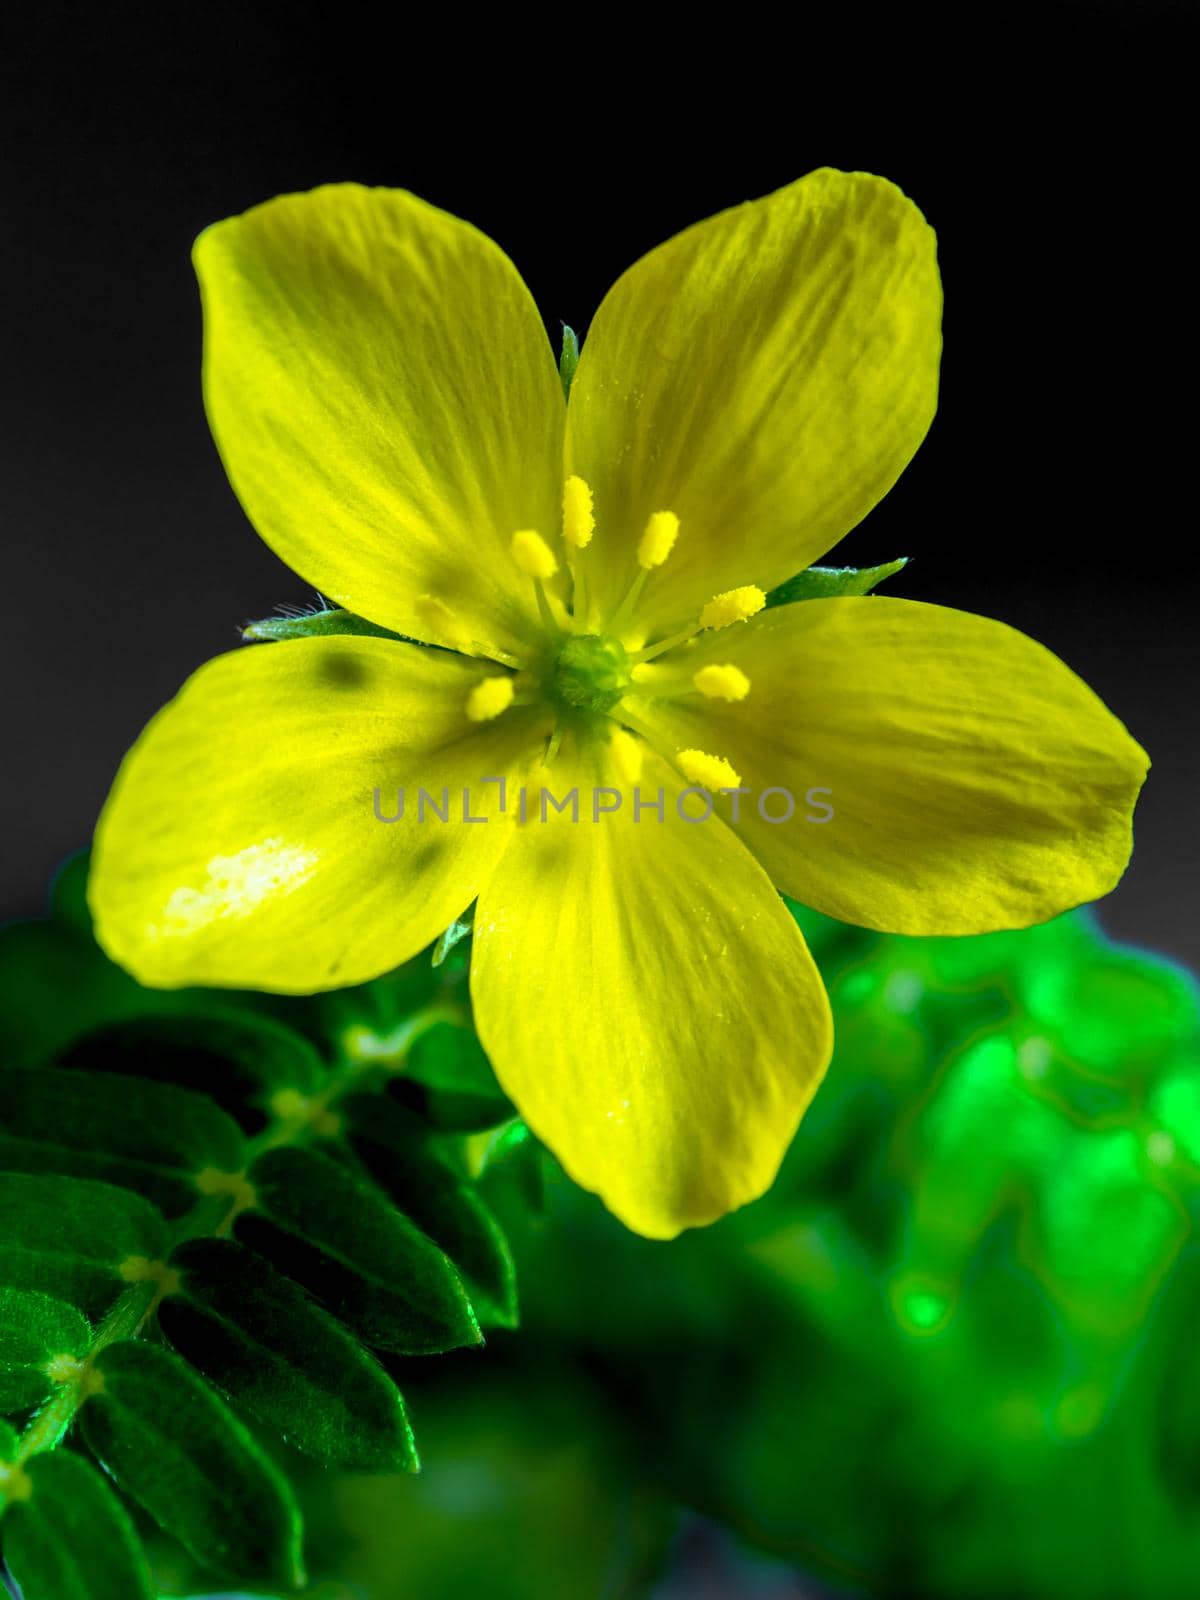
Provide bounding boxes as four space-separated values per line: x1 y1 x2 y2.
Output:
241 607 408 644
0 854 521 1596
240 1146 482 1354
81 1340 303 1586
766 556 907 605
0 1067 246 1215
2 1448 155 1600
160 1239 417 1473
0 1172 166 1317
558 323 580 397
0 1289 90 1414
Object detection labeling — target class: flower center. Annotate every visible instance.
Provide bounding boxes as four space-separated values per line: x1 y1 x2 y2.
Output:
551 634 630 714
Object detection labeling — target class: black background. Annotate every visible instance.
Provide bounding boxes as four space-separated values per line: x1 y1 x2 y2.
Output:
4 4 1196 967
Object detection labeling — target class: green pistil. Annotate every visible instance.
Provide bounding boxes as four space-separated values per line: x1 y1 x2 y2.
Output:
551 634 630 714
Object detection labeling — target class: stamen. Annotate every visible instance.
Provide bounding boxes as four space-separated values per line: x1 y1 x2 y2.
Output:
511 529 559 579
677 748 742 790
610 726 644 785
637 510 680 569
466 677 515 722
693 663 751 701
698 586 766 630
563 476 595 548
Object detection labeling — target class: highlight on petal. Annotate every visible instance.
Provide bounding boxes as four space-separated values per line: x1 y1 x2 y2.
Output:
471 745 832 1238
195 185 565 659
634 598 1149 935
566 169 941 636
90 637 545 991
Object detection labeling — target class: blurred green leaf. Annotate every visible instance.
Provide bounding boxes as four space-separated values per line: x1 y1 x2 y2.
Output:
57 1011 325 1131
431 908 473 968
0 1068 245 1215
394 1022 513 1130
80 1340 304 1588
0 1287 90 1413
2 1448 155 1600
238 1147 481 1354
160 1238 418 1472
0 1173 166 1317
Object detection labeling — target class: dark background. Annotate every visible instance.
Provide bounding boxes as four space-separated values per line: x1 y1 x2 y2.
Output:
4 4 1196 967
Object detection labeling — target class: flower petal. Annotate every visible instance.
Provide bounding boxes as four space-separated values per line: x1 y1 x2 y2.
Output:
566 169 941 637
91 638 546 991
470 744 832 1238
631 598 1149 934
196 185 565 658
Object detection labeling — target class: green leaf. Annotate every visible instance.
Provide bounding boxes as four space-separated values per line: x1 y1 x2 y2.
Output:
0 1173 166 1318
237 1147 481 1354
346 1096 518 1329
394 1023 514 1131
79 1340 304 1589
2 1448 156 1600
242 607 406 644
57 1011 325 1132
0 1287 90 1413
0 1418 17 1458
559 323 580 397
49 849 93 939
0 1067 246 1215
160 1238 418 1473
431 906 474 968
766 558 907 606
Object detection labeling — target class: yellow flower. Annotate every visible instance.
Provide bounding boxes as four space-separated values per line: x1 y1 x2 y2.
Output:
89 172 1148 1239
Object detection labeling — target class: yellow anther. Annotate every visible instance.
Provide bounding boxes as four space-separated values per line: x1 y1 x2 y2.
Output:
194 1167 258 1215
699 586 766 630
637 510 680 569
563 476 595 548
0 1460 33 1503
693 663 751 701
466 676 515 722
610 727 644 785
511 529 559 579
44 1353 86 1386
677 748 742 790
118 1256 182 1297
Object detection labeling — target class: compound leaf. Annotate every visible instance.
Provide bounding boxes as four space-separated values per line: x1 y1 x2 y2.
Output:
0 1287 90 1414
0 1172 166 1318
346 1095 517 1328
80 1339 304 1589
0 1068 245 1215
160 1238 417 1472
2 1447 155 1600
237 1147 481 1354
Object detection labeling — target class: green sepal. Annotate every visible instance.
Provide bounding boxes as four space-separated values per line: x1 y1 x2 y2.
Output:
0 1173 167 1318
431 906 474 968
237 1146 482 1355
57 1011 325 1133
242 607 407 644
766 558 907 606
345 1095 518 1329
79 1339 305 1589
394 1022 513 1131
0 1067 246 1215
0 1287 90 1414
559 324 580 397
160 1238 418 1473
2 1448 156 1600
